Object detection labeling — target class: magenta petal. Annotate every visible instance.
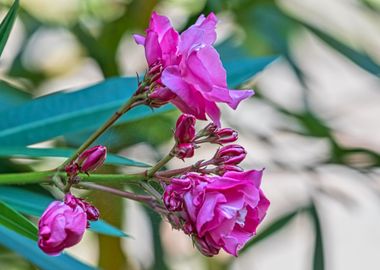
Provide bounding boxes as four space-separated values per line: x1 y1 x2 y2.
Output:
205 100 221 127
145 31 162 66
162 66 207 119
179 13 218 54
196 193 226 236
149 12 172 39
223 169 264 188
133 34 145 45
227 89 254 109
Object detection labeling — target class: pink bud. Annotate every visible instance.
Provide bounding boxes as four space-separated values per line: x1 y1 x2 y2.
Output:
216 164 243 175
64 193 99 222
148 87 176 108
65 162 79 178
214 128 238 144
38 200 87 255
174 114 196 143
214 144 246 165
175 143 195 159
77 145 107 173
193 236 220 257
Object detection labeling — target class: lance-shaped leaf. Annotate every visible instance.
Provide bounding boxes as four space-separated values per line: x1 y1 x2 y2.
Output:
0 147 148 167
0 225 97 270
0 200 38 241
0 0 19 57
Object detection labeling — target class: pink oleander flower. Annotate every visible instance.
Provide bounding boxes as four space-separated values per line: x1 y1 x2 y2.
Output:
134 12 254 126
38 197 87 255
163 170 269 257
175 143 195 160
214 144 246 165
77 145 107 173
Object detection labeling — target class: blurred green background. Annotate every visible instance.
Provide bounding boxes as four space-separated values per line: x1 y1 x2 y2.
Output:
0 0 379 269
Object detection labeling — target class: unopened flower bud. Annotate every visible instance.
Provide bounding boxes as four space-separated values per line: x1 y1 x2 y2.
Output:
175 143 195 159
214 128 238 144
193 236 220 257
216 164 243 175
214 144 246 165
38 197 87 255
174 114 196 143
77 145 107 173
148 87 176 108
65 162 79 178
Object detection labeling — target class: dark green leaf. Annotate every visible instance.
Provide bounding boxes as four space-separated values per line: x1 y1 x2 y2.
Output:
0 146 149 167
309 202 325 270
0 77 171 146
0 0 19 57
0 225 97 270
298 20 380 76
0 200 38 241
0 51 274 146
0 186 129 237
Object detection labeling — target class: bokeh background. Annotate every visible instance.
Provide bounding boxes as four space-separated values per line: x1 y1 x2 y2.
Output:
1 0 380 270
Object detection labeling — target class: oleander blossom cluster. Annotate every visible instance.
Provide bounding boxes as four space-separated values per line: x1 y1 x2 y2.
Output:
163 114 269 256
36 11 269 258
134 12 254 126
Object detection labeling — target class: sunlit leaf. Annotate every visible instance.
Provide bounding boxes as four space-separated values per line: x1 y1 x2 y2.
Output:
0 200 38 241
0 225 97 270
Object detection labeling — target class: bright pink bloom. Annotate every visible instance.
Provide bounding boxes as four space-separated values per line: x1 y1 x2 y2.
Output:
134 12 254 126
77 145 107 173
214 144 246 165
174 114 196 143
163 170 269 256
38 198 87 255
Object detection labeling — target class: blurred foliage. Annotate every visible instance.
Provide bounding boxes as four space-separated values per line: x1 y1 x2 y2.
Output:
0 0 379 269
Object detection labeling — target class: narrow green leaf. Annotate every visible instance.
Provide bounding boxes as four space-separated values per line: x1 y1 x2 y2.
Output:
0 225 97 270
239 208 303 254
0 186 129 237
0 0 19 57
0 200 38 241
0 50 274 146
309 202 325 270
0 146 149 167
298 20 380 76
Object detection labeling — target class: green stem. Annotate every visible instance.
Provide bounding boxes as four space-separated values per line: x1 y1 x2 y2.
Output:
76 182 155 203
146 148 175 178
0 171 146 185
59 93 146 170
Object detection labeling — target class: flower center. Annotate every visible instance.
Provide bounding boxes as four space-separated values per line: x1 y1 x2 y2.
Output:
236 207 247 227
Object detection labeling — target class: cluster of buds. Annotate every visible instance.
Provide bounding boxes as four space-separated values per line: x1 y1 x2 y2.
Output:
38 193 99 255
65 145 107 182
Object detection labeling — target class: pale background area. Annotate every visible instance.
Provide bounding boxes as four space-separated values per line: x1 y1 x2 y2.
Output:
1 0 380 269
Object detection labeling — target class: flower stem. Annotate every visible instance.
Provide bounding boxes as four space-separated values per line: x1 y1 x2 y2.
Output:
76 182 154 203
59 93 146 170
0 171 146 185
146 147 176 178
